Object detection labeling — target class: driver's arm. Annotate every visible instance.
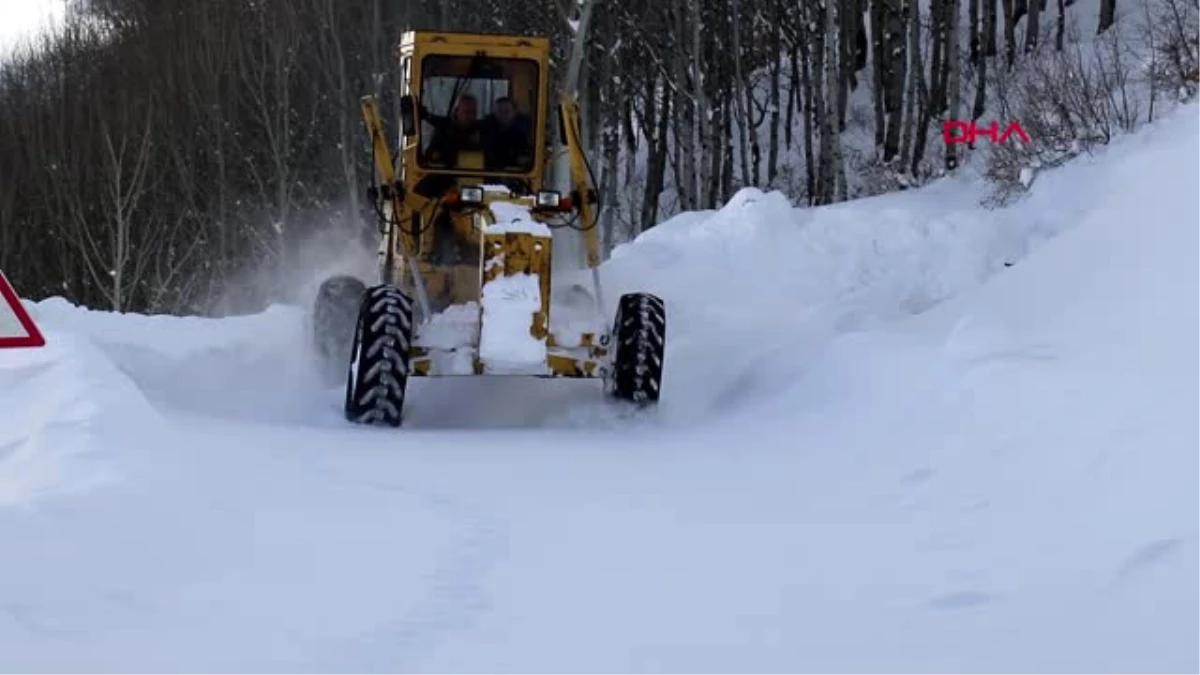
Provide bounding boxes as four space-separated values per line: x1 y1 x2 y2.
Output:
419 102 449 127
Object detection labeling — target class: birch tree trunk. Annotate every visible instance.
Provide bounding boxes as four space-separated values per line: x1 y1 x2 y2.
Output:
903 0 929 175
812 0 831 203
766 3 783 186
882 0 907 162
670 0 697 211
823 0 845 202
691 0 708 207
731 0 753 188
945 0 963 170
799 16 818 202
872 0 887 152
974 0 995 117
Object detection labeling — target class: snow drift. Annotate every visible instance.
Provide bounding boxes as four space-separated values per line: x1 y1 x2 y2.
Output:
0 333 158 507
20 105 1185 433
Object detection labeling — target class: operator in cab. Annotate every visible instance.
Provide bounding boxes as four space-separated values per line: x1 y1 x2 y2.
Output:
421 93 483 166
480 96 532 170
422 93 532 172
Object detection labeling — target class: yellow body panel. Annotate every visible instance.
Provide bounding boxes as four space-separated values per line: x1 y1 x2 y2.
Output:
481 228 552 339
558 97 602 269
359 30 606 378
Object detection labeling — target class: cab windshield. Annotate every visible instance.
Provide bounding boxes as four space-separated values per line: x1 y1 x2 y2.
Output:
418 55 539 175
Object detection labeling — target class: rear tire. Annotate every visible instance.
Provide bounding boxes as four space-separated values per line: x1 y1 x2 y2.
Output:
313 275 367 385
605 292 666 405
344 284 414 427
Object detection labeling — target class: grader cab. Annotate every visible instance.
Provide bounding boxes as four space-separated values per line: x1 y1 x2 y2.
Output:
311 30 667 427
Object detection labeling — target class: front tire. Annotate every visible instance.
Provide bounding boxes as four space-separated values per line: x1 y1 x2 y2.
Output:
605 292 666 405
344 284 415 427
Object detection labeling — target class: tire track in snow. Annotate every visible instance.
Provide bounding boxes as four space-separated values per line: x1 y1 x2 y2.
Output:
1111 538 1185 587
315 477 510 673
138 410 511 672
388 491 508 672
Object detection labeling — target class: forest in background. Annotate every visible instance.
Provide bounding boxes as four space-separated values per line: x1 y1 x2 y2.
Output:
0 0 1195 315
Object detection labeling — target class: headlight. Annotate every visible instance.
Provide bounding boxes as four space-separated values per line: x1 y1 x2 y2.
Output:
459 185 485 204
536 190 561 208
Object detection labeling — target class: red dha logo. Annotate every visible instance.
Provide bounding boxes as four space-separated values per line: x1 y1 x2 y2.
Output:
943 120 1031 144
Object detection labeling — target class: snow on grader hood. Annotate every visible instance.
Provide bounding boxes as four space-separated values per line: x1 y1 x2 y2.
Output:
310 30 667 428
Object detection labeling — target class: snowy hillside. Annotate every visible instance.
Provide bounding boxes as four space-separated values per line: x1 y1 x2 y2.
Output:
0 103 1196 672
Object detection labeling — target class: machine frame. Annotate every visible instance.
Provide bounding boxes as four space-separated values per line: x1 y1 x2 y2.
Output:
361 31 606 378
312 29 666 426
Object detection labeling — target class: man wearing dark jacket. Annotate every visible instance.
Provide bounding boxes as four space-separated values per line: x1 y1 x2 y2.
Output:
422 94 482 167
423 94 532 172
479 97 533 170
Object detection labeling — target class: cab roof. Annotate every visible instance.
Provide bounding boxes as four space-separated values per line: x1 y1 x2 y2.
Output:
399 30 551 53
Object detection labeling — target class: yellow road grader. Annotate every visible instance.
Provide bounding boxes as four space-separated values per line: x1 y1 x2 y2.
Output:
311 30 667 426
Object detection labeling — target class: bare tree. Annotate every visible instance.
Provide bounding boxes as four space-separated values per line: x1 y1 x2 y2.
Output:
945 0 963 171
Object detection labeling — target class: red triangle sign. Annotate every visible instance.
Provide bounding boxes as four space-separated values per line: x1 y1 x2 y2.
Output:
0 270 45 348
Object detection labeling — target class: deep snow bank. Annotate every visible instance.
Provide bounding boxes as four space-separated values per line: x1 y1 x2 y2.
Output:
23 105 1198 432
400 103 1200 674
741 100 1200 669
592 105 1186 424
26 297 622 429
0 332 159 507
25 300 336 426
14 100 1196 429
